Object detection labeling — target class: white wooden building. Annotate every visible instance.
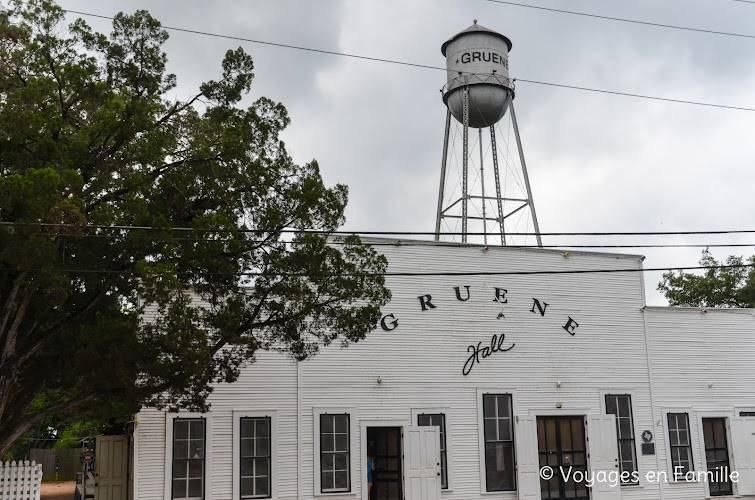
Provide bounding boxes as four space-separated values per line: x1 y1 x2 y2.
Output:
133 240 755 500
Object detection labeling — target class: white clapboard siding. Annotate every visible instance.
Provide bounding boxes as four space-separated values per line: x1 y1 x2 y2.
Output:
0 461 42 500
134 240 755 500
645 307 755 500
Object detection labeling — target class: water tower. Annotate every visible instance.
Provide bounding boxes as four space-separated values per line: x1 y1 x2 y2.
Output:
434 21 542 247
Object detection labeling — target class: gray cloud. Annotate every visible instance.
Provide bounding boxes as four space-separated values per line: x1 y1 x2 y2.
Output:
58 0 755 305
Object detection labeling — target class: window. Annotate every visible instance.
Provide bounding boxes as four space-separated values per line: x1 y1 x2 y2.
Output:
320 414 350 493
417 414 448 489
605 395 638 484
482 394 516 491
172 418 205 500
240 417 271 499
667 413 694 477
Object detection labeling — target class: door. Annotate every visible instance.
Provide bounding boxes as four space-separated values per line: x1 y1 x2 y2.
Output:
367 427 403 500
537 416 589 500
702 418 733 496
94 435 128 500
516 416 541 500
731 417 755 495
586 415 621 500
403 426 441 500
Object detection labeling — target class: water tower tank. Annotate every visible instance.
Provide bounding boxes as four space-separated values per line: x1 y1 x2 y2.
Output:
441 22 513 129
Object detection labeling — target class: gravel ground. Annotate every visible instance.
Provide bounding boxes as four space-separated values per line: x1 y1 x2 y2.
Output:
40 480 75 500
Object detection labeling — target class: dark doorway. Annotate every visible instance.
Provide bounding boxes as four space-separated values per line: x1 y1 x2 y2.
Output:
367 427 402 500
702 418 733 496
537 416 589 500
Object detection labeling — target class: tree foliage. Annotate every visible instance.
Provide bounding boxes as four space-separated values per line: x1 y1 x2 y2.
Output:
658 249 755 308
0 0 390 454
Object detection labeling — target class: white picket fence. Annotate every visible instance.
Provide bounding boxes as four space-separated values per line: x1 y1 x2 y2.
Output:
0 461 42 500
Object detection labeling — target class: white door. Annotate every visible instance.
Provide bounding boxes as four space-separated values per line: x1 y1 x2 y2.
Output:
94 435 128 500
732 418 755 496
515 416 540 500
404 426 441 500
586 415 621 500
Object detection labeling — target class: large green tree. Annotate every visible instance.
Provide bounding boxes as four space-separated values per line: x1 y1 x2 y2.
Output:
0 0 390 454
658 249 755 308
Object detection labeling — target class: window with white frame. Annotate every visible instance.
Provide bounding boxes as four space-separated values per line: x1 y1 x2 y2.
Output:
172 418 206 500
417 413 448 489
320 413 350 493
482 394 516 491
240 417 271 499
667 413 694 477
605 394 638 484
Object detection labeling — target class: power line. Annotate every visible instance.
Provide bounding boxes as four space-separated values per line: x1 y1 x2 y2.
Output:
1 263 753 278
58 9 755 113
19 232 755 249
485 0 755 40
9 222 755 236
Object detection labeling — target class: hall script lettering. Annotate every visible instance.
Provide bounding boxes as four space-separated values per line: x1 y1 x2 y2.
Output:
463 334 515 376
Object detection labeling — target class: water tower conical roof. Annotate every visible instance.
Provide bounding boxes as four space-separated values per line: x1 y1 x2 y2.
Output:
441 22 513 55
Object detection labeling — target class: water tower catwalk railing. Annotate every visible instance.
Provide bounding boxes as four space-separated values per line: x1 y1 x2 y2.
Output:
434 22 542 247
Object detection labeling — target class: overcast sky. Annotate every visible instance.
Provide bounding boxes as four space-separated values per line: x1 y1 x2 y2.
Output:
59 0 755 305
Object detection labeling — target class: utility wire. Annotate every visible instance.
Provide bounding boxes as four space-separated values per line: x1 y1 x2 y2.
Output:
485 0 755 40
18 232 755 249
59 9 755 113
9 222 755 237
1 263 753 277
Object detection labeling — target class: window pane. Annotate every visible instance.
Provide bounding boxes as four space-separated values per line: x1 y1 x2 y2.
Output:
255 476 270 497
190 420 204 440
619 418 632 439
241 438 254 457
605 396 617 415
188 460 203 479
240 477 253 496
335 434 348 452
189 441 204 459
256 419 269 438
175 420 189 440
483 395 495 418
173 460 188 480
172 479 186 499
322 453 334 471
322 434 334 452
334 415 348 433
334 453 348 471
322 471 334 490
240 457 254 477
618 396 630 418
498 418 512 441
256 438 269 457
335 470 349 489
257 458 269 476
321 415 333 433
241 419 254 439
174 441 188 460
418 415 431 426
188 479 202 498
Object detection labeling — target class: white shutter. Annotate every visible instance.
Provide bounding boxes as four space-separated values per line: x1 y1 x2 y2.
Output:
404 426 441 500
515 415 540 500
586 415 621 500
732 418 755 496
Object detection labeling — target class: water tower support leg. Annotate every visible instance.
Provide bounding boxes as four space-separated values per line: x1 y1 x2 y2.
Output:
509 100 543 248
435 109 452 241
490 125 505 245
462 86 469 243
479 128 487 246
